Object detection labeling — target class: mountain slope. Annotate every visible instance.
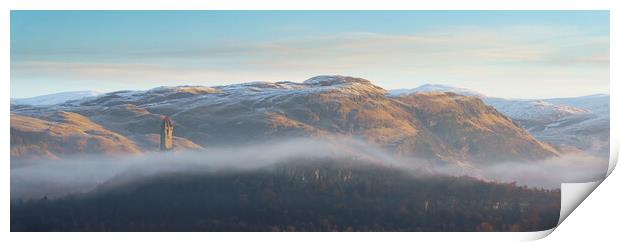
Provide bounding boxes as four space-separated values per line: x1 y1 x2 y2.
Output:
545 94 609 114
397 92 558 163
10 107 204 159
390 84 485 97
11 91 103 106
10 112 142 160
11 76 559 168
390 84 609 155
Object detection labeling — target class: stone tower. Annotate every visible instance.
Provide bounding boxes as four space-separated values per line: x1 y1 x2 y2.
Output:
160 116 173 151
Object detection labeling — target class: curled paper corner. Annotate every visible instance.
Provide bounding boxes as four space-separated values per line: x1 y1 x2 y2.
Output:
558 181 603 225
547 150 619 238
537 147 619 239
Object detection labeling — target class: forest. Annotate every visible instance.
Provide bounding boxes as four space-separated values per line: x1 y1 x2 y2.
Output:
11 159 560 232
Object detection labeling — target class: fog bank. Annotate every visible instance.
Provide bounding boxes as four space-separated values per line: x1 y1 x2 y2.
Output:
11 137 609 199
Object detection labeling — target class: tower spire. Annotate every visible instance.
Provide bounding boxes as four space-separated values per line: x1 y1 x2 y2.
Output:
160 116 174 151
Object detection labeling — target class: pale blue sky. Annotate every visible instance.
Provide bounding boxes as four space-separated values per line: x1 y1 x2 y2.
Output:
11 11 609 98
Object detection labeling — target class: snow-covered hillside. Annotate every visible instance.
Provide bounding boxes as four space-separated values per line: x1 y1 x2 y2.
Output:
390 84 484 97
483 98 589 123
10 77 608 157
11 75 560 165
390 84 609 155
389 85 594 123
11 91 103 106
544 94 609 117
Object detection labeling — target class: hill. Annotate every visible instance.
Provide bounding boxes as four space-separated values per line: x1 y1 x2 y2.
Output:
10 159 560 232
11 76 558 169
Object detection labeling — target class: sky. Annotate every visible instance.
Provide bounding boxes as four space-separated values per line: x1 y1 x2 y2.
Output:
11 11 609 99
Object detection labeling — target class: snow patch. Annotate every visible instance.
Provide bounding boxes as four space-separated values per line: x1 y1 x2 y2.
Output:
11 91 103 106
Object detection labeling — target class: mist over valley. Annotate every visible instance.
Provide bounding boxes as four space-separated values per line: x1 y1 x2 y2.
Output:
10 75 610 232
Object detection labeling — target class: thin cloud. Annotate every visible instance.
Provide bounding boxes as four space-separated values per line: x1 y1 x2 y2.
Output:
10 25 609 98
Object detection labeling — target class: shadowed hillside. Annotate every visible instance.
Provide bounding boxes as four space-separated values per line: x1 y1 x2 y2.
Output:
10 160 560 232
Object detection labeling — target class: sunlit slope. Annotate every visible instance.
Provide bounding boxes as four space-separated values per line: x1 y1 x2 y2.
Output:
11 76 558 167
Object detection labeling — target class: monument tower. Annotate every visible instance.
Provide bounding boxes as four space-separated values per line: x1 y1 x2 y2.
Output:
160 116 174 151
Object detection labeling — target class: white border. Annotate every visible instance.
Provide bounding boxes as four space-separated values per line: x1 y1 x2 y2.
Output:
2 1 617 241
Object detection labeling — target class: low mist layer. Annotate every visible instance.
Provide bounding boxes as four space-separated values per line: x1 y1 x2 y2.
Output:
11 137 609 200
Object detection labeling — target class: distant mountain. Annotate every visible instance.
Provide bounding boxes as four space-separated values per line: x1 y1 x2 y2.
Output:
10 75 558 169
388 85 593 122
390 85 609 155
390 84 485 97
11 91 103 106
544 94 609 116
